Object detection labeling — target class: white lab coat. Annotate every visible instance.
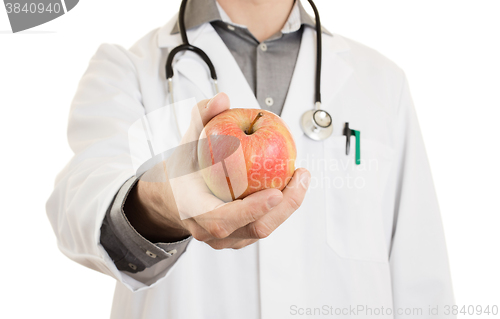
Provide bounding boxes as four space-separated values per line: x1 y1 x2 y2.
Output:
46 13 455 319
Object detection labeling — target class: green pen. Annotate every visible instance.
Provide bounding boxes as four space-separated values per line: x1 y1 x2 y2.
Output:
343 123 361 165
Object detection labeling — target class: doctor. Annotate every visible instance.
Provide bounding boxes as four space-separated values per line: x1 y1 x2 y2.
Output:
46 0 455 318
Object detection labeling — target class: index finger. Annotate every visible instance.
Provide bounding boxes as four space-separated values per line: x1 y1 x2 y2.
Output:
192 187 284 239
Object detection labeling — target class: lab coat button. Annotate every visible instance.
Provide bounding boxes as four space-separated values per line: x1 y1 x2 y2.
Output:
146 250 156 258
167 249 177 255
128 263 137 270
227 25 235 31
260 43 267 51
265 97 274 106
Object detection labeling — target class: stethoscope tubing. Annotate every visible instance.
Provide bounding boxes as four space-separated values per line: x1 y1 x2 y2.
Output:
165 44 218 80
307 0 322 106
166 0 334 141
166 0 321 101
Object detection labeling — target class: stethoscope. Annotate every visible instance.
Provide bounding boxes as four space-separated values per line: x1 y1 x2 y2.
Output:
166 0 361 163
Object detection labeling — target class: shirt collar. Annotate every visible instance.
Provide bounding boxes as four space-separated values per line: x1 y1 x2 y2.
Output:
170 0 331 36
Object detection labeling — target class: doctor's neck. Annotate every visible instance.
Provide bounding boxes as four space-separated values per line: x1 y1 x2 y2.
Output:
217 0 295 42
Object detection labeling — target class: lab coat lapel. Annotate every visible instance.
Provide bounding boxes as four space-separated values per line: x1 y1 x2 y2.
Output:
158 20 260 110
192 24 261 109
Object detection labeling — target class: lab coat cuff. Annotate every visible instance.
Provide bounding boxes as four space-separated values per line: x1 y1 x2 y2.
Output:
101 175 192 273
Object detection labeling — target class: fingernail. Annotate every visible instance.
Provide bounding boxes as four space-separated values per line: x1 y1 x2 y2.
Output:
205 98 213 108
300 173 311 189
206 93 219 109
266 195 282 210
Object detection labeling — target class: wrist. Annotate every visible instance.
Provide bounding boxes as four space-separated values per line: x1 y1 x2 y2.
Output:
124 179 190 243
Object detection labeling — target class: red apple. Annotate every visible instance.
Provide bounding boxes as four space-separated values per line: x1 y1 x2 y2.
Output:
198 108 297 202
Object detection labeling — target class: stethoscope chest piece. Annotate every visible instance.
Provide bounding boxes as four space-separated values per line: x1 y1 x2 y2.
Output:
300 108 333 141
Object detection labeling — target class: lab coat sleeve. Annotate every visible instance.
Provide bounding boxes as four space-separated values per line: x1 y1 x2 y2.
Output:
100 175 191 273
389 73 455 318
46 43 188 292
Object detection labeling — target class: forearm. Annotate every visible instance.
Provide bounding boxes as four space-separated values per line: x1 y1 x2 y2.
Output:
124 177 191 243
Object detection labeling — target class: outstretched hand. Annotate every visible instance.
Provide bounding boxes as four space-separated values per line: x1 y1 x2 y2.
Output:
125 93 310 250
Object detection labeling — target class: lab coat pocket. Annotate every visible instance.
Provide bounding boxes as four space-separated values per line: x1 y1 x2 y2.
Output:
323 136 395 262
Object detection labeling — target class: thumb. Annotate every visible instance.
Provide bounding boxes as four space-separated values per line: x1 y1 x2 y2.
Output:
199 92 230 126
182 92 230 143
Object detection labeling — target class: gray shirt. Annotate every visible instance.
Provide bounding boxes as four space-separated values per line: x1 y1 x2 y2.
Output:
100 0 328 273
170 0 327 115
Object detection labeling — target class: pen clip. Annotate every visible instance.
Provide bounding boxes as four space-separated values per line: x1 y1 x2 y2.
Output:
343 122 361 165
343 122 351 155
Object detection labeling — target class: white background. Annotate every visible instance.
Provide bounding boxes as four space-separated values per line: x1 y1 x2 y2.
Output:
1 0 499 318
